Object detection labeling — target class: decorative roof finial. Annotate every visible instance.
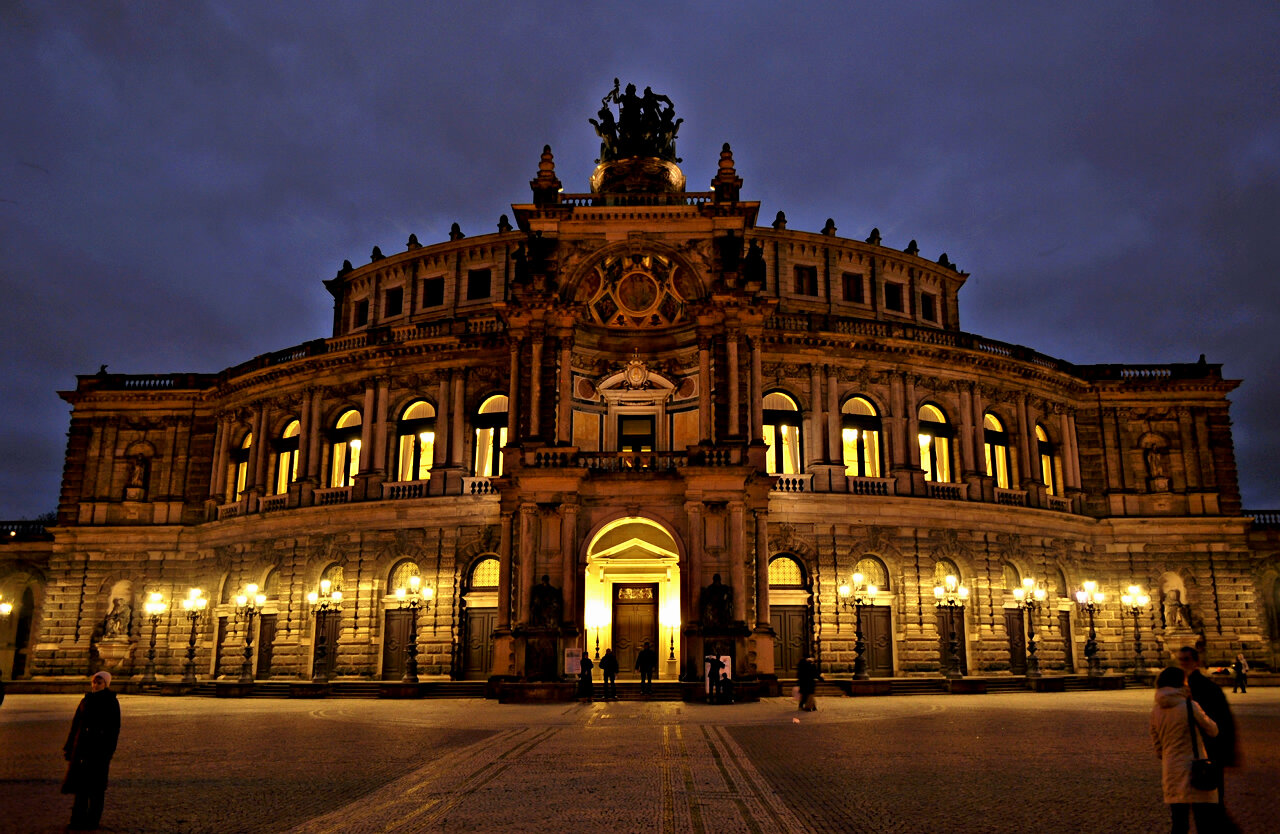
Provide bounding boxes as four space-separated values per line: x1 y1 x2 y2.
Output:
711 142 743 203
866 227 881 246
772 211 787 231
498 214 513 233
406 234 421 250
530 144 562 206
905 239 919 255
821 218 837 236
449 223 464 241
338 259 353 276
937 252 955 270
371 246 384 261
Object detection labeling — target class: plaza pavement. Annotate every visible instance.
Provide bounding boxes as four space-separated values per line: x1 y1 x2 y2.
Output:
1 688 1276 833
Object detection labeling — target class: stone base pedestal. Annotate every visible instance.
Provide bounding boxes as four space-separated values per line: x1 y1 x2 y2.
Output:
214 682 254 698
379 682 423 699
288 682 330 698
496 681 575 703
1030 677 1066 692
844 679 892 696
1087 676 1125 690
946 679 987 694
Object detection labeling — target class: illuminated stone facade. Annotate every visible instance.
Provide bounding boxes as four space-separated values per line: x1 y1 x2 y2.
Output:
4 95 1280 686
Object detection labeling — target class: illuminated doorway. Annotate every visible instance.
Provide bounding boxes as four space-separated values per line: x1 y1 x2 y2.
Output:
584 517 680 680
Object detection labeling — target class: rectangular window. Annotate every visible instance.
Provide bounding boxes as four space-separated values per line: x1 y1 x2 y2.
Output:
793 265 818 296
884 283 904 312
618 415 656 453
353 299 370 327
384 286 403 318
920 293 937 322
422 277 445 308
842 272 864 304
466 268 492 300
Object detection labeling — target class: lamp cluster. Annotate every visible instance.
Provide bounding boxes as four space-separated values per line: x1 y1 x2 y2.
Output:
838 572 880 680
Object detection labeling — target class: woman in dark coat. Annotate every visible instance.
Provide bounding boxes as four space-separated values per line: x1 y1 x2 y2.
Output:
797 656 820 712
63 670 121 830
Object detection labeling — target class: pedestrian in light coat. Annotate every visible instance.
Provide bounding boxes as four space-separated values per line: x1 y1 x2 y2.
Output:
1150 666 1223 833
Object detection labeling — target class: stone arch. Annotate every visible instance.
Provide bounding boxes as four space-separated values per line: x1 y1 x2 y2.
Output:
560 239 706 312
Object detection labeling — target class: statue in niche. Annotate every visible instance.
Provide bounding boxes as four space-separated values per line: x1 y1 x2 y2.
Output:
743 240 766 285
699 573 734 629
1164 589 1189 629
103 597 132 639
1144 446 1169 480
529 575 563 629
125 454 148 499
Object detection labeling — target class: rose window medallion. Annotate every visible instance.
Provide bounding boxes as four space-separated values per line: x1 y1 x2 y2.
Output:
577 253 692 327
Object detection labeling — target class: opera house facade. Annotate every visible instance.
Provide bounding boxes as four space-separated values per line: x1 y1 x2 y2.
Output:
3 88 1278 691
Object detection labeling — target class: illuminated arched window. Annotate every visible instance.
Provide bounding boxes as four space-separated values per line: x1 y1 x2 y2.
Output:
854 556 890 591
934 558 961 588
1002 562 1021 593
330 410 362 488
470 557 500 589
262 567 281 600
230 432 252 500
763 392 802 475
320 563 344 593
918 404 953 483
397 400 436 482
474 396 508 477
1036 424 1059 496
274 420 300 495
841 397 882 477
389 559 421 592
768 555 805 587
983 413 1013 489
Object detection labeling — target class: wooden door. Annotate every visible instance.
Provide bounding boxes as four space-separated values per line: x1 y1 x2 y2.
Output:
256 614 277 679
463 608 496 680
214 616 229 677
312 610 341 679
1005 610 1027 675
1058 611 1075 672
771 606 807 676
937 608 968 675
382 609 412 680
860 605 894 677
612 584 658 677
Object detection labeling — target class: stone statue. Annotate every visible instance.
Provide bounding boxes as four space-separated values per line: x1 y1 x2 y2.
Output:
1163 589 1189 629
744 240 766 285
1144 446 1168 480
700 573 733 629
127 455 147 490
103 597 131 639
589 80 683 163
529 575 563 628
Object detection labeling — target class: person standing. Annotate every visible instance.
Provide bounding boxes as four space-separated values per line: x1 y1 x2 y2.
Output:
600 647 619 700
1231 654 1248 694
63 670 121 830
636 641 658 695
578 651 595 702
1150 667 1222 833
705 655 725 704
797 656 819 712
1178 645 1240 824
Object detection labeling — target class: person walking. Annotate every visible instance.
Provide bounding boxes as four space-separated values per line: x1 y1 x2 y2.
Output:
600 647 619 700
797 656 819 712
62 670 121 830
1178 645 1239 821
578 651 595 702
1150 666 1223 833
636 641 658 695
1231 654 1248 694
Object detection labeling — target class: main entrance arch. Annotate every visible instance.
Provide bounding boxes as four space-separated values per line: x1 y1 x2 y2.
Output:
584 517 680 679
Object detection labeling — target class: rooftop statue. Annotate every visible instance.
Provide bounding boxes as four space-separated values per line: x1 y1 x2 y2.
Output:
589 79 683 164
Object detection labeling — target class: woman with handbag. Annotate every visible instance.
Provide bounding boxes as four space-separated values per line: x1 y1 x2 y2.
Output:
1150 667 1223 833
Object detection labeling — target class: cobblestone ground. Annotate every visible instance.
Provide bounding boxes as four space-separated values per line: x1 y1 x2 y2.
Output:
1 689 1275 833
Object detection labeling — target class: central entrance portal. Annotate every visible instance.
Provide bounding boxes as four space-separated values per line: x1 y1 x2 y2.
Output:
585 517 680 680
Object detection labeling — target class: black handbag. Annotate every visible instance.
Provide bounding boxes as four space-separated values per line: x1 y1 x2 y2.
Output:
1186 698 1220 791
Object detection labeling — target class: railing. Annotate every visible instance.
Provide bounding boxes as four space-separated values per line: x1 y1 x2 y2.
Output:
557 191 714 208
1046 495 1073 513
314 486 352 506
848 476 893 496
259 494 289 513
772 474 812 493
216 503 243 520
0 520 51 539
574 452 688 472
1247 510 1280 528
463 477 497 495
383 480 428 500
995 488 1028 507
927 482 964 501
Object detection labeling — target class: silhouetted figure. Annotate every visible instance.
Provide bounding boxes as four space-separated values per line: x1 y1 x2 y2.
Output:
705 655 725 704
636 641 659 694
600 648 619 700
797 656 820 712
529 575 563 628
63 671 120 830
578 652 594 701
700 574 733 629
1232 654 1248 694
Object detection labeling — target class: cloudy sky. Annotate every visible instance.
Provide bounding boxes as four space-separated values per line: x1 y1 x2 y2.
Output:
1 2 1277 518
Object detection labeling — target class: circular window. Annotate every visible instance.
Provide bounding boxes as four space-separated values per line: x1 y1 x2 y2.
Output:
616 271 659 313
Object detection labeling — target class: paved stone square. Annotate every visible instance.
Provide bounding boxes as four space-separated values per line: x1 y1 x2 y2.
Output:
1 689 1276 833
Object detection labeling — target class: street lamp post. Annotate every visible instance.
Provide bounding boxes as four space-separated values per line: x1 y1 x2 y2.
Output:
180 588 208 685
1121 584 1151 678
393 575 433 684
838 572 879 680
933 575 969 679
234 584 266 684
141 592 168 685
1012 578 1047 679
308 579 343 684
1074 581 1105 677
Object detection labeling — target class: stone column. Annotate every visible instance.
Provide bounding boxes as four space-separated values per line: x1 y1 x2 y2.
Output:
434 375 450 468
727 330 741 437
1016 394 1034 488
826 367 840 467
959 385 976 474
373 377 391 475
557 331 573 445
359 383 376 472
560 503 578 627
754 510 770 629
507 337 522 445
295 391 312 484
450 371 465 469
808 366 825 465
497 511 514 630
698 335 712 442
518 504 538 626
306 390 324 482
888 373 907 465
211 415 230 499
729 502 747 623
250 404 270 493
749 336 763 443
684 502 704 626
529 333 543 439
1062 411 1081 489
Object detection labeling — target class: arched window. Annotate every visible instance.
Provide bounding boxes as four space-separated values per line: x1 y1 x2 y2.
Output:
1002 562 1021 593
218 573 233 605
1053 567 1069 599
983 413 1013 489
918 404 953 483
474 395 508 477
768 555 805 587
1036 425 1058 496
321 563 344 593
389 559 421 592
854 556 890 591
934 558 961 587
262 568 281 600
231 433 252 500
330 410 362 488
397 401 436 482
841 397 882 477
762 392 802 475
469 557 500 589
274 420 300 495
